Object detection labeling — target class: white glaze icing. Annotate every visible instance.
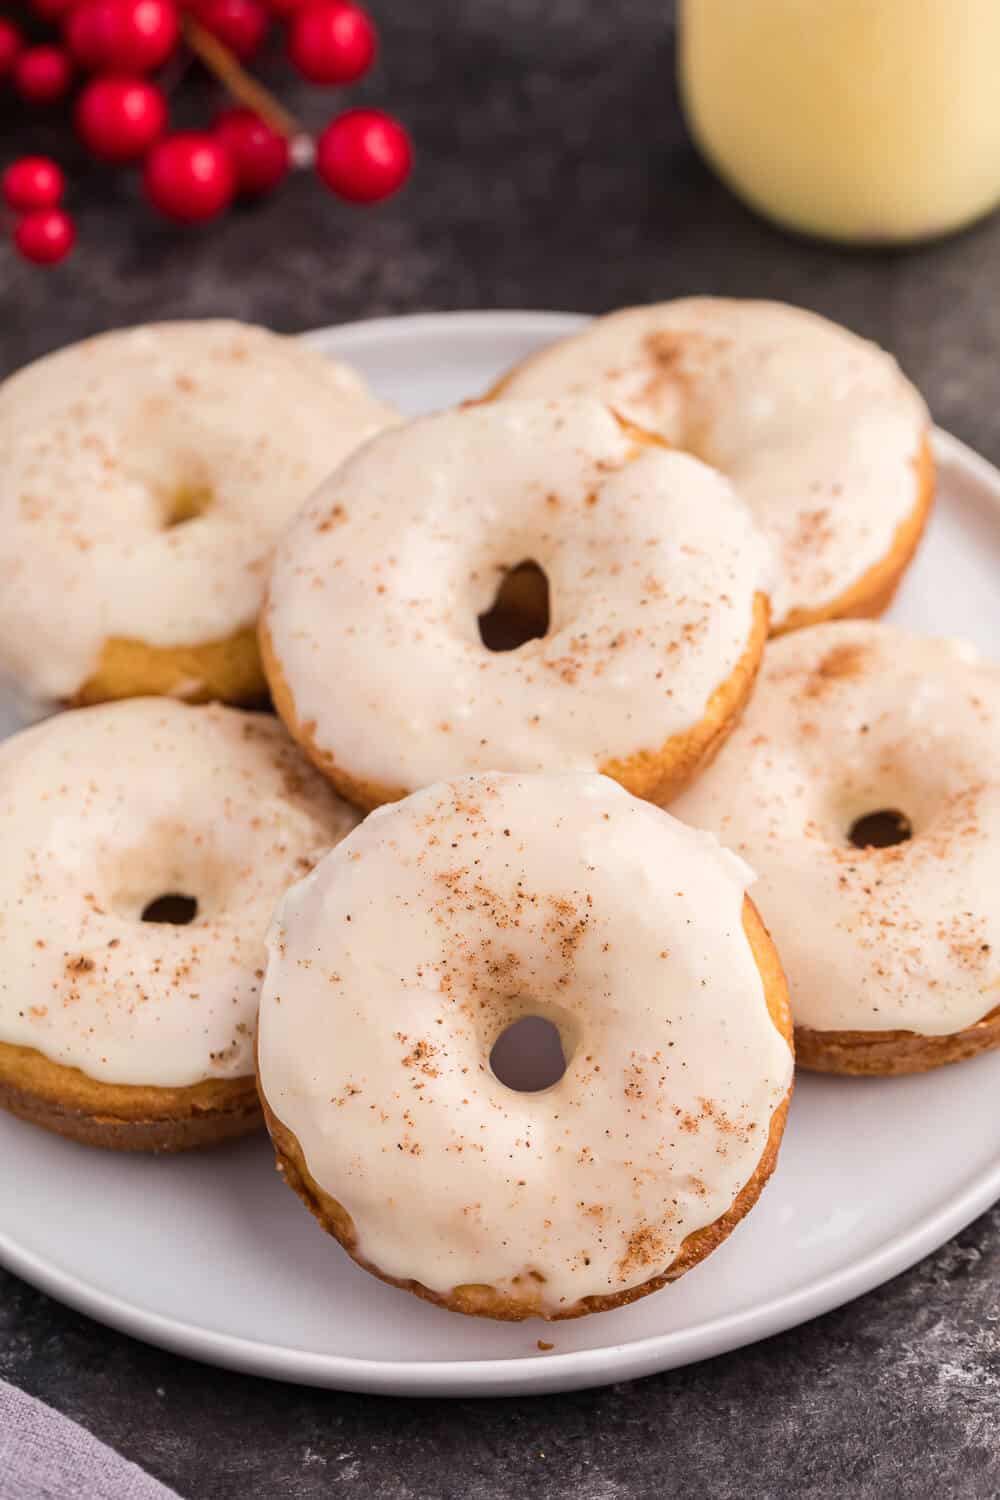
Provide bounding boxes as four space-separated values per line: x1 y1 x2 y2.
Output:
673 621 1000 1037
496 299 930 626
0 699 358 1087
257 772 792 1312
0 321 395 709
265 397 771 794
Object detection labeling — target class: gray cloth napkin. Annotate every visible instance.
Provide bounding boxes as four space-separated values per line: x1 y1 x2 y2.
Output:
0 1379 182 1500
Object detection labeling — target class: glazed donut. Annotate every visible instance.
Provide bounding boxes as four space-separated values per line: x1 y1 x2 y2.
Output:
262 397 771 809
0 699 357 1150
257 771 794 1321
0 321 394 715
672 621 1000 1075
493 299 934 633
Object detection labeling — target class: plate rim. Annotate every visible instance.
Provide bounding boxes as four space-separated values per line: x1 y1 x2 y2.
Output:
1 310 998 1397
3 1132 998 1396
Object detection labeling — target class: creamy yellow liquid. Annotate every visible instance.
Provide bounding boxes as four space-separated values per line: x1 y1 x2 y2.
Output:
680 0 1000 244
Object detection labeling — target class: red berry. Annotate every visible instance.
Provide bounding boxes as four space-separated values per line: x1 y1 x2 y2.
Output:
0 20 23 79
144 132 235 222
2 157 65 212
13 209 76 265
316 108 411 203
197 0 268 59
76 75 167 161
214 108 289 195
64 1 112 68
13 45 73 104
67 0 178 72
32 0 77 21
112 0 178 70
288 3 375 85
265 0 304 16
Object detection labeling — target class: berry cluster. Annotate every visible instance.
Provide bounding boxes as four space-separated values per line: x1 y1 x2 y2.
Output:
1 0 412 264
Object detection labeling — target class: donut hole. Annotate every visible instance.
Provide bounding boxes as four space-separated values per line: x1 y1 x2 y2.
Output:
489 1015 567 1092
478 560 550 652
163 481 213 528
141 892 199 925
107 826 229 925
848 809 913 850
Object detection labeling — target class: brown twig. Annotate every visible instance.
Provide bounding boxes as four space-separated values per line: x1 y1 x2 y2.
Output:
182 16 302 139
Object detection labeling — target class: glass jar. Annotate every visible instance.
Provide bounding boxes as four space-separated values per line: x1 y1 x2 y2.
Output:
679 0 1000 244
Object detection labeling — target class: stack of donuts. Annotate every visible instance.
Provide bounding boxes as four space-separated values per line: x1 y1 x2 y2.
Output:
0 301 994 1324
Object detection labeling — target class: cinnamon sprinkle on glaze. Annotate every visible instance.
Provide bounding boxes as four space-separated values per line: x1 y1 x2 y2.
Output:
264 398 769 797
0 322 396 711
0 699 357 1087
498 298 929 628
675 621 1000 1038
258 771 792 1312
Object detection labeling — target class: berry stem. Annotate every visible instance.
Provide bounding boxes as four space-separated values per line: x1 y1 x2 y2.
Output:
182 16 300 138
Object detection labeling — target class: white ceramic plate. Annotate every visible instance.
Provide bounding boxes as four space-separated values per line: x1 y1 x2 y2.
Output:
1 312 998 1397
